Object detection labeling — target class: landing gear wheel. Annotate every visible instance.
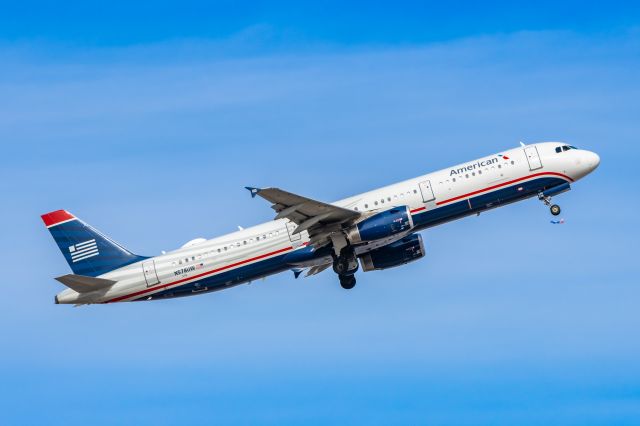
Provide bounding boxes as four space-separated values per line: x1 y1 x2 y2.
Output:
339 274 356 290
550 204 561 216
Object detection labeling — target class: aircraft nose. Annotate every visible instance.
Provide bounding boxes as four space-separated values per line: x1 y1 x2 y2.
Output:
586 150 601 171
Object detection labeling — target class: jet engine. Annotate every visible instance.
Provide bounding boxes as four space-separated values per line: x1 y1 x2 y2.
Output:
346 206 414 244
359 234 425 272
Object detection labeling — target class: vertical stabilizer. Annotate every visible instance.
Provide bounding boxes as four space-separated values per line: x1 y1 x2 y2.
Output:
41 210 146 277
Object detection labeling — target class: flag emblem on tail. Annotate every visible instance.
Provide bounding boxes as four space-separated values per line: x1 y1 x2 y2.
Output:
69 239 99 262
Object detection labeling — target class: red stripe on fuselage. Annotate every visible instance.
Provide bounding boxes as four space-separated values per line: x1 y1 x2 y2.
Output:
107 172 572 302
434 172 573 207
105 245 297 303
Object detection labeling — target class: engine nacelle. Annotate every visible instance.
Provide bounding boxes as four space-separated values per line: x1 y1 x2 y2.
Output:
346 206 414 244
359 234 425 272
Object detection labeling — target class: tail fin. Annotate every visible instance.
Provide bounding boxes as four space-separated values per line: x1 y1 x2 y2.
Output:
41 210 146 277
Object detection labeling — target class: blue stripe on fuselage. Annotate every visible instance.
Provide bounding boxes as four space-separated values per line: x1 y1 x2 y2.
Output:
133 176 568 301
133 252 293 301
411 176 568 229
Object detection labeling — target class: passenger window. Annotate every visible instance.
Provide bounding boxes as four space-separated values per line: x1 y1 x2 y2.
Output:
452 178 456 182
387 197 391 202
365 204 368 208
413 190 417 194
354 207 359 211
374 201 378 206
478 170 482 175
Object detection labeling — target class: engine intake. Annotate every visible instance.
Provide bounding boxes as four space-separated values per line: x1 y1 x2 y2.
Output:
347 206 414 244
359 234 425 272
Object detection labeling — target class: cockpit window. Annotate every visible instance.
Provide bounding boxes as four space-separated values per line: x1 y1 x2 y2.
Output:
557 145 579 153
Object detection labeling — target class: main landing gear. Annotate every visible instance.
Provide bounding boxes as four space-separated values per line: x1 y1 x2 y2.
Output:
339 274 356 290
333 246 359 290
539 192 561 216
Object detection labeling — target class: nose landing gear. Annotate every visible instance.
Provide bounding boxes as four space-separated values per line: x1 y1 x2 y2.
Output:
539 193 561 216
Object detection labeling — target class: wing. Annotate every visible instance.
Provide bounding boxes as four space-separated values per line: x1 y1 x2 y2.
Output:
246 186 360 247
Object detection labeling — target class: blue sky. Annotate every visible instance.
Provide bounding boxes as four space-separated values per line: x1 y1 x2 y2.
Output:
1 2 639 425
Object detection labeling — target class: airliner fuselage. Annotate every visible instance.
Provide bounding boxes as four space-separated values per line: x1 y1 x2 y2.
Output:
43 142 600 304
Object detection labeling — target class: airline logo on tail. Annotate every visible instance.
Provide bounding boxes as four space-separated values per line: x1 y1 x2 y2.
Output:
69 239 99 263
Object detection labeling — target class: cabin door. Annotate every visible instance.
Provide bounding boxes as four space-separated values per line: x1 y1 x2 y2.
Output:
524 146 543 171
419 180 436 203
286 221 301 242
142 260 160 287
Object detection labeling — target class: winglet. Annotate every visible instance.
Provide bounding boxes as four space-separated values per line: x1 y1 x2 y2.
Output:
245 187 261 198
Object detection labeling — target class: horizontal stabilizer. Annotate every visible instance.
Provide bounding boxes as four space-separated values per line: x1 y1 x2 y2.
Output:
55 274 116 293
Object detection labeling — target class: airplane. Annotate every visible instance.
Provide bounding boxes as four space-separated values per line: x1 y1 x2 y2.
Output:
42 142 599 305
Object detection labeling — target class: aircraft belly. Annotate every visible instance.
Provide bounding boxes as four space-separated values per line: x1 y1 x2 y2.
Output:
153 177 569 301
411 176 568 230
133 247 325 301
